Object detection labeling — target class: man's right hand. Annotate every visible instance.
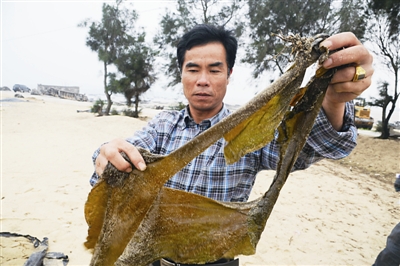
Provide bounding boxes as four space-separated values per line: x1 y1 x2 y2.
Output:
95 138 147 177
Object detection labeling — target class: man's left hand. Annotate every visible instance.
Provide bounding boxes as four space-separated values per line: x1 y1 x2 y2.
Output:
319 32 374 130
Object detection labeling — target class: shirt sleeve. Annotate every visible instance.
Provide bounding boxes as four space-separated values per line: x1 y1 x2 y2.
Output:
293 101 357 169
89 113 164 186
261 101 357 171
89 145 104 186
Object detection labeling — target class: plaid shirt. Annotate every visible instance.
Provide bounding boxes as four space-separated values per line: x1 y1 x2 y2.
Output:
91 102 356 202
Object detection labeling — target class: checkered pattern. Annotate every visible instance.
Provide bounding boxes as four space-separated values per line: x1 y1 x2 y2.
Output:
91 103 356 202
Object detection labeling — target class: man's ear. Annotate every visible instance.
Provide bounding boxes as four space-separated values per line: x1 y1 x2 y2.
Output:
227 68 233 85
228 68 233 78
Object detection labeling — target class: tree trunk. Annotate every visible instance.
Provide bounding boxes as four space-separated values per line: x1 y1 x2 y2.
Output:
134 92 140 118
384 98 398 138
103 61 113 115
380 120 391 139
379 105 390 139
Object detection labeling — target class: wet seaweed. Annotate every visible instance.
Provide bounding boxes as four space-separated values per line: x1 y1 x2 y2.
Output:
85 34 336 266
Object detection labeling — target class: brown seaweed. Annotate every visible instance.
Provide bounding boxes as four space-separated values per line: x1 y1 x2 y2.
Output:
84 34 336 266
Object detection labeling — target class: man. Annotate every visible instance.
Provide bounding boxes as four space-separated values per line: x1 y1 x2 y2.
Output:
90 25 373 265
373 175 400 266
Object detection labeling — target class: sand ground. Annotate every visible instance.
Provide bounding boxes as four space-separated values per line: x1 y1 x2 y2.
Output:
1 90 399 265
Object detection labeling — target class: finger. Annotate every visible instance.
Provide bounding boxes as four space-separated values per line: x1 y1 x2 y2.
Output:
325 90 358 106
100 139 134 172
323 45 372 69
95 155 109 177
122 144 147 171
107 138 146 171
330 64 374 84
327 76 372 101
320 33 373 69
320 32 362 51
102 144 133 172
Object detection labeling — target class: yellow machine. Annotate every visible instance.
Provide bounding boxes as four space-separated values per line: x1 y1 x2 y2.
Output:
354 97 374 130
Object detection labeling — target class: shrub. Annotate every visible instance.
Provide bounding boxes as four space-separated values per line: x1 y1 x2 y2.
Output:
91 99 104 116
170 102 187 110
375 121 382 132
122 108 142 118
111 109 119 115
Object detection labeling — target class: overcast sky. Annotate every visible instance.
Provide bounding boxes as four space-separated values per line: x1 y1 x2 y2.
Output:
1 0 260 105
1 1 171 96
1 0 399 121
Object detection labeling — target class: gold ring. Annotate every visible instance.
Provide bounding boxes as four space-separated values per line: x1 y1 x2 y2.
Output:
353 65 366 82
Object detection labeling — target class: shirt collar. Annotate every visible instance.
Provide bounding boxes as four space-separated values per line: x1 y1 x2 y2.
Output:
180 104 230 130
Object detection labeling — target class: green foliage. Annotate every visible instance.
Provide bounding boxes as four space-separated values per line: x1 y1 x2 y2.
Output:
335 0 368 40
375 120 383 132
368 81 393 108
244 0 333 77
110 109 119 115
80 0 157 117
80 2 138 64
106 72 124 95
122 108 142 118
365 2 399 139
368 0 400 37
368 81 398 138
79 0 139 115
91 99 105 116
244 0 367 78
170 102 187 110
113 31 157 117
154 0 245 87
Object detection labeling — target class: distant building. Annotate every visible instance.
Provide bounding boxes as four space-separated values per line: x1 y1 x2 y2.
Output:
37 84 88 101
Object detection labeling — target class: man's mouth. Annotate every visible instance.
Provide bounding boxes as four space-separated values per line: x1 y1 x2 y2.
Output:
194 92 211 97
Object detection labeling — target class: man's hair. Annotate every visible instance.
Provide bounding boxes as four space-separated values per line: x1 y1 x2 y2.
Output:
177 24 238 74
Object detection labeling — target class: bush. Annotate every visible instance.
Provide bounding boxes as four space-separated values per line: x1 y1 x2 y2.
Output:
122 108 142 118
170 102 187 110
374 121 382 132
91 99 104 116
111 109 119 115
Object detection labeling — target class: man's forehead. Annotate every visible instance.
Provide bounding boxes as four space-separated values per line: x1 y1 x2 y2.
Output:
183 43 227 64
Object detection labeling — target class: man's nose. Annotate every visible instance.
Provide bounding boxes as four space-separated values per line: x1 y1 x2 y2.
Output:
196 71 210 86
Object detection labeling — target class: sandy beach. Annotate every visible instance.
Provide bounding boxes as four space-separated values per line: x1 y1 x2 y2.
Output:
1 90 399 265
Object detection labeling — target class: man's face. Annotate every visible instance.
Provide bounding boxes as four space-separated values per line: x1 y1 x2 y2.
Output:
181 42 230 122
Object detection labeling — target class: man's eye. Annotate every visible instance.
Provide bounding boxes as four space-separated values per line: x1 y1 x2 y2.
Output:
211 70 220 73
